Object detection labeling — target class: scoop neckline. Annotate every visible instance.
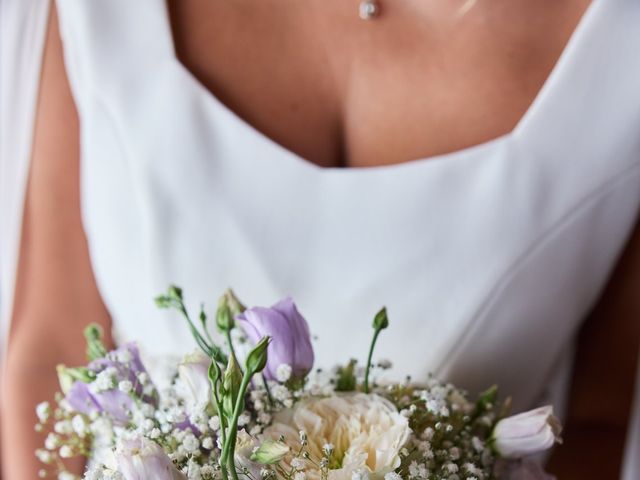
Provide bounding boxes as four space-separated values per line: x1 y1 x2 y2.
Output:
162 0 600 175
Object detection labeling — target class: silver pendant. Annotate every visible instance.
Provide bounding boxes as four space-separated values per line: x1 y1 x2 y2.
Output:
359 0 380 20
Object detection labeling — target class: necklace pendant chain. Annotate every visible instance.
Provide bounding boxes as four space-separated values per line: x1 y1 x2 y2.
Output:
359 0 381 20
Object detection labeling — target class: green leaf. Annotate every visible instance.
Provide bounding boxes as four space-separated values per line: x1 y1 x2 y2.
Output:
154 295 172 309
335 359 358 392
84 324 107 361
57 365 96 394
250 440 290 464
475 385 499 415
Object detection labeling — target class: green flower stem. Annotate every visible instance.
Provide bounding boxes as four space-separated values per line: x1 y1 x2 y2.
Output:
262 374 275 407
227 453 240 480
212 385 229 480
221 370 253 474
158 289 227 364
200 306 217 349
176 301 209 352
225 329 238 368
363 328 381 394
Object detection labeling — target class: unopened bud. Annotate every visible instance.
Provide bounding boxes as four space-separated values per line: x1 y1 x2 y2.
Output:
246 336 270 374
372 307 389 331
216 299 235 332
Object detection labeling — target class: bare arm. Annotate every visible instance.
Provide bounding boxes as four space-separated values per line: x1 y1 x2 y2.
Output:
0 6 112 478
548 217 640 477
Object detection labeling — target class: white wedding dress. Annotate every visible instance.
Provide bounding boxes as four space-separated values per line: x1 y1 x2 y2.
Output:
2 0 640 476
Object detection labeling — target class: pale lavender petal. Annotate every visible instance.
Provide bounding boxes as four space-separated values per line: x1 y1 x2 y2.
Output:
94 389 135 424
174 418 201 436
65 382 101 416
89 343 157 404
237 297 314 381
117 437 186 480
272 297 314 376
65 382 134 425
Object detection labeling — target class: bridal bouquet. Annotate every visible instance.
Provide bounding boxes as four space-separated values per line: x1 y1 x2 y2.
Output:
36 287 561 480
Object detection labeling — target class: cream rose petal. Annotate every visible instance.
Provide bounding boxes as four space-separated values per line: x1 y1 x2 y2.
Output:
261 393 410 480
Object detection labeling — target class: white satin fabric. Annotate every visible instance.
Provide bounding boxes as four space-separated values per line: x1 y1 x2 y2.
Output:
0 0 50 360
1 0 640 476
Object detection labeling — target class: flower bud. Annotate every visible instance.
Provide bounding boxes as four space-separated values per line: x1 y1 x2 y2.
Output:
251 440 290 465
245 336 271 374
168 285 183 300
222 354 243 417
155 285 184 308
237 298 313 381
225 289 246 316
208 358 222 385
216 298 235 332
372 307 389 331
492 406 562 458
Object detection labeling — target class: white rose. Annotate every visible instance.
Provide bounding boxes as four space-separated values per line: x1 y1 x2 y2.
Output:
261 393 410 480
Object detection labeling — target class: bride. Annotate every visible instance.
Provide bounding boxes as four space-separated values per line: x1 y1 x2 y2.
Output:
1 0 639 478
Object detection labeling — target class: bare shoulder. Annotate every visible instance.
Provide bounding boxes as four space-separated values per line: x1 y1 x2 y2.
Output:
10 3 111 348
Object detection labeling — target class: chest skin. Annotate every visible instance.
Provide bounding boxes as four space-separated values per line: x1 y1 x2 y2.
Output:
167 0 591 169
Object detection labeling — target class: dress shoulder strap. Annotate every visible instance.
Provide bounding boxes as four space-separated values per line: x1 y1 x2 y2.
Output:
55 0 173 107
516 0 640 164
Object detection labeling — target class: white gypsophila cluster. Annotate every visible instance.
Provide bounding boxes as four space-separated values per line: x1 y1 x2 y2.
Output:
383 377 499 480
275 364 293 383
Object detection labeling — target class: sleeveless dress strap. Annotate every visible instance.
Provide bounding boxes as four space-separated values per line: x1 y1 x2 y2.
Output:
55 0 174 109
516 0 640 165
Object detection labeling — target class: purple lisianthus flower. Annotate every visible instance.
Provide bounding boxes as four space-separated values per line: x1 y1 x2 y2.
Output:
66 382 134 424
90 343 153 400
237 297 314 381
116 437 186 480
63 342 155 424
91 343 146 371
